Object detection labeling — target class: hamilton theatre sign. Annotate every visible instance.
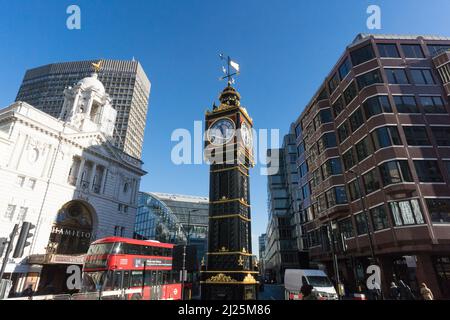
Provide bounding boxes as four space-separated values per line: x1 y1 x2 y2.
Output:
51 226 92 239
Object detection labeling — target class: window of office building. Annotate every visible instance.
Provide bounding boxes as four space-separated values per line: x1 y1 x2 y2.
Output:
369 205 389 231
403 126 431 146
332 97 345 117
343 148 356 171
401 44 425 58
351 44 376 66
315 109 333 127
295 123 303 138
326 186 348 208
297 142 305 156
355 136 373 162
363 95 393 119
414 160 444 183
427 44 450 56
421 96 447 114
372 126 402 150
318 132 337 154
357 69 383 90
379 160 413 186
355 212 368 235
338 122 350 143
328 73 340 94
363 169 381 194
308 229 321 247
339 57 352 79
394 96 419 113
426 199 450 224
348 179 361 202
389 199 425 226
339 217 354 239
411 69 435 85
322 158 343 179
318 194 327 213
299 161 308 178
432 127 450 146
311 169 322 189
317 88 328 101
343 82 358 105
385 68 410 85
377 44 400 58
302 184 311 200
349 108 365 132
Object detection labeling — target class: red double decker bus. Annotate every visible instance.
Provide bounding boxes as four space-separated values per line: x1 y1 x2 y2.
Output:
81 237 182 300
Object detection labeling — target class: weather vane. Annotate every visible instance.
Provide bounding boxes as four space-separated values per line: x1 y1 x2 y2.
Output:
219 54 240 86
91 60 103 73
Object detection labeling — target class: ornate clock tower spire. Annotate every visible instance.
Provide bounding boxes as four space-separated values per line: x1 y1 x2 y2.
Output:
201 57 258 300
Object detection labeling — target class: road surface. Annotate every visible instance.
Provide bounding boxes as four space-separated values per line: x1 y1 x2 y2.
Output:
258 284 284 300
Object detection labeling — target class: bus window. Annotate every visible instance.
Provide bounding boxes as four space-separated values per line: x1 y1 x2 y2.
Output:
142 246 154 256
170 270 178 284
123 271 131 289
124 244 141 255
156 271 163 286
153 247 162 256
144 270 152 286
162 271 169 285
113 271 122 290
131 271 143 287
103 270 114 291
151 271 157 285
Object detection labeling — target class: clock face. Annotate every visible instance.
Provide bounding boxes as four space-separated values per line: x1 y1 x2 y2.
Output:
208 118 236 145
240 122 253 148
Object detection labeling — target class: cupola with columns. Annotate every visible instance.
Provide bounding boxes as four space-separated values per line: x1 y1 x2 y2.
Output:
59 62 117 138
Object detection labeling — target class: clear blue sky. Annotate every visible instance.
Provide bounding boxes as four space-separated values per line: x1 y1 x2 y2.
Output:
1 0 450 253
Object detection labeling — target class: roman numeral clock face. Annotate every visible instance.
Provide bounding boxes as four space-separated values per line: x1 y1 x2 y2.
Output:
208 118 235 145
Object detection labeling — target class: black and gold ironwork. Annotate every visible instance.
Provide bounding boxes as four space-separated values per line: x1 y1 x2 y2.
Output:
201 82 257 300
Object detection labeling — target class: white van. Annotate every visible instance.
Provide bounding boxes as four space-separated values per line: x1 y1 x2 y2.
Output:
284 269 338 300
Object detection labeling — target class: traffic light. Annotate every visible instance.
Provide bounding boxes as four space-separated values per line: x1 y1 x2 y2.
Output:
13 222 35 258
0 238 7 257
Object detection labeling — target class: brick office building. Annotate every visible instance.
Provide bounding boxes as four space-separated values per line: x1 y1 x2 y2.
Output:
294 34 450 298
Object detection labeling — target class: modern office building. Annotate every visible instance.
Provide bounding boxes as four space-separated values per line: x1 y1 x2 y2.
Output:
15 59 151 159
264 132 307 283
258 233 267 277
135 192 209 264
293 34 450 298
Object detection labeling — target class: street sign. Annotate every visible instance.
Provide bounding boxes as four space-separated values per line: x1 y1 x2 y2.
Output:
366 265 381 290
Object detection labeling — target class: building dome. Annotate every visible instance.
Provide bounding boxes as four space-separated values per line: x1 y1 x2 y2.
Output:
219 85 241 106
77 73 105 95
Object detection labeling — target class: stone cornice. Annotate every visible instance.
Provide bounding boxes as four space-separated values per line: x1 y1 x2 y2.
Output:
1 111 146 176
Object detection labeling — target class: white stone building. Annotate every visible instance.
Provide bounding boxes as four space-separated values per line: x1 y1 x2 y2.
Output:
0 72 146 295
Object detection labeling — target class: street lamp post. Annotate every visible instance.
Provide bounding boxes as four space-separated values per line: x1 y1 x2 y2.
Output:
326 216 341 300
181 209 199 300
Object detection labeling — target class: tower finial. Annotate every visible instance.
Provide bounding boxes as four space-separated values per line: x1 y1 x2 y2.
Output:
92 60 103 73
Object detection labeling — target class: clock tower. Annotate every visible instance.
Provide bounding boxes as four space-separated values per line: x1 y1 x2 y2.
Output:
201 82 258 300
